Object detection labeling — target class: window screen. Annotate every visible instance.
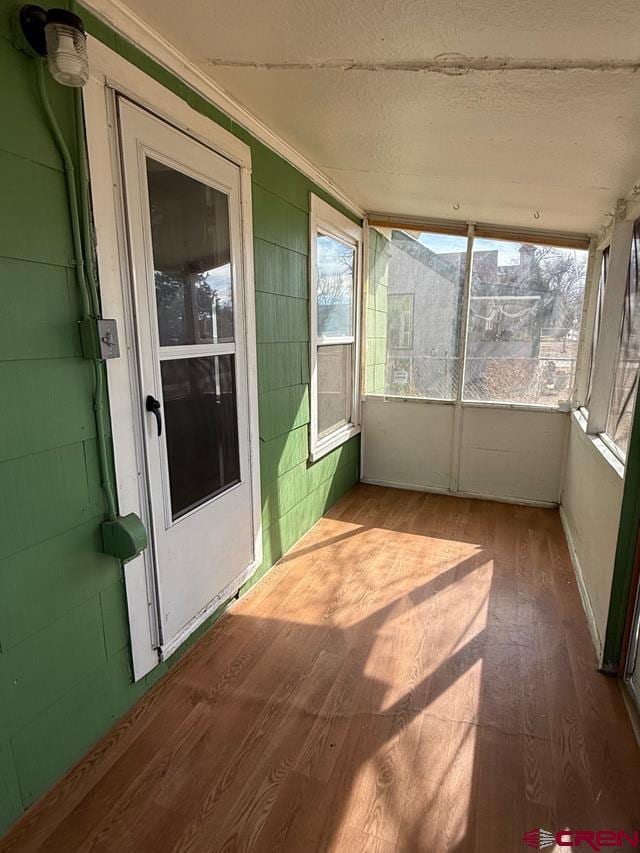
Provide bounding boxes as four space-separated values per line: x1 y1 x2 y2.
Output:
605 218 640 456
463 239 587 406
380 230 467 400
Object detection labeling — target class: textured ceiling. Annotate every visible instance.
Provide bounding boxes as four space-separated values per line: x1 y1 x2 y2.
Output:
121 0 640 233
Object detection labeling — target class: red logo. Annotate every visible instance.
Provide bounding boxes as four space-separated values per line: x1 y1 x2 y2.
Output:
523 828 555 849
523 828 640 850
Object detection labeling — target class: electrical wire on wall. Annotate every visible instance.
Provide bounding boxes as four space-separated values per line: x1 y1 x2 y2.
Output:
11 0 149 560
34 58 118 523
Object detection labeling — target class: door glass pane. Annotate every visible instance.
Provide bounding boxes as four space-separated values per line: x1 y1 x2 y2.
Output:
161 355 240 520
316 234 355 339
317 344 351 438
147 158 234 347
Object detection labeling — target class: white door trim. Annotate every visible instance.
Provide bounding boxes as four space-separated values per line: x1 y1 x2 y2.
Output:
83 37 262 680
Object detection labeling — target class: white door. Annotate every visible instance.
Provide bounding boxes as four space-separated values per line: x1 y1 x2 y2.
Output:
118 100 256 654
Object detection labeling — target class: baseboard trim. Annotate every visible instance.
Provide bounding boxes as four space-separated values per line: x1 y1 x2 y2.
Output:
559 505 604 663
360 477 558 508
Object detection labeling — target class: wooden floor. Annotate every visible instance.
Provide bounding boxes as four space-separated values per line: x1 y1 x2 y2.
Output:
3 485 639 852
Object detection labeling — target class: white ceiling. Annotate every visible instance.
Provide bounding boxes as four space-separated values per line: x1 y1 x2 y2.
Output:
121 0 640 234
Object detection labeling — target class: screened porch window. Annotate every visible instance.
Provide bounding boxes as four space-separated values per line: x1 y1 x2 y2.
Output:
365 228 588 408
605 218 640 456
464 239 588 406
372 229 467 400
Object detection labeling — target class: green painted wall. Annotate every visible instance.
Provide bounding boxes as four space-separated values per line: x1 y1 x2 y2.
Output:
0 1 359 835
365 228 390 394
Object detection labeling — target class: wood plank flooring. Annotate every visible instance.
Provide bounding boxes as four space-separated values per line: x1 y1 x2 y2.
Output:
2 484 639 852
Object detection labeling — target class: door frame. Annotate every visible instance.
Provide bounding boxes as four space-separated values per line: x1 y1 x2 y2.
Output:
83 37 262 679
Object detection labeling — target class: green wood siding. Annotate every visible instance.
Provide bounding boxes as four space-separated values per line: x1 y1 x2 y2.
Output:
0 4 359 834
365 229 390 394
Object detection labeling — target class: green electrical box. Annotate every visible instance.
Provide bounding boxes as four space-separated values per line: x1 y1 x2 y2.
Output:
102 513 148 563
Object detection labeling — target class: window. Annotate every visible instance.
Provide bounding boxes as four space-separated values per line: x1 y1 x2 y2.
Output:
388 294 414 349
366 228 589 409
464 239 588 406
605 218 640 456
309 195 362 460
585 247 609 409
370 229 467 400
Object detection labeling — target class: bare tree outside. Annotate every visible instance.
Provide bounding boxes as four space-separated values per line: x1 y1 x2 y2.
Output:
377 230 588 406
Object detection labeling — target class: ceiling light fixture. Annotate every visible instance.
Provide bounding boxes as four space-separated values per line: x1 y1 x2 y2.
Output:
16 5 89 87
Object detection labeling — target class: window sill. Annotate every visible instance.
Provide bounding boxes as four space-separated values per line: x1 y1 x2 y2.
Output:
572 409 625 480
364 394 568 413
462 399 570 413
309 423 361 462
364 394 455 405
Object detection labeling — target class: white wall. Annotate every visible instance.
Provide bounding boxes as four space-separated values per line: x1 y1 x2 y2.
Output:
362 398 568 505
560 412 624 654
459 406 568 503
362 400 627 659
362 399 454 491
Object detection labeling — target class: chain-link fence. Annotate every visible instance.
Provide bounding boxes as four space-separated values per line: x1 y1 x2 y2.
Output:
383 353 577 406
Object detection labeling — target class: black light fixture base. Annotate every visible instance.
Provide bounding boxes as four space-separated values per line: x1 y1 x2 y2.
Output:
14 4 47 57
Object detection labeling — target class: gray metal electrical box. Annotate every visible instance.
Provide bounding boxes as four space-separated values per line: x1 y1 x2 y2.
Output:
79 318 120 360
97 319 120 359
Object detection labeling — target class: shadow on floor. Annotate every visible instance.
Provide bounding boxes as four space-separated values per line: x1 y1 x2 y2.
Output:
3 484 639 852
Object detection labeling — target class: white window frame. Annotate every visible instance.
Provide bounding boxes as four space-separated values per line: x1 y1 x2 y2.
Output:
309 194 363 461
584 201 640 464
577 242 608 413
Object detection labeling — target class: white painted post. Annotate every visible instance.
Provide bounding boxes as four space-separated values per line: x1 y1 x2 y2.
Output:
449 223 475 493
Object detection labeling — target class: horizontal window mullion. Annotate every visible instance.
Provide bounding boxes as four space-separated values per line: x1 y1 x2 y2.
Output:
317 226 357 251
159 343 236 361
317 337 354 347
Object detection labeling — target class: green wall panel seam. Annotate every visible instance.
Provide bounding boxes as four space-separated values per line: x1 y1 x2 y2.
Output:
0 434 98 466
0 145 65 175
262 470 355 536
253 236 309 261
256 292 307 303
0 253 74 271
0 512 106 564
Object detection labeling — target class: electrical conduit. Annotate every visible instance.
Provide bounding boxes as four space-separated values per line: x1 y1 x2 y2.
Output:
35 58 117 522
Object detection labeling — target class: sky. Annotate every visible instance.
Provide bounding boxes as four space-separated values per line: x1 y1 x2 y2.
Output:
318 233 354 275
417 232 522 265
204 262 233 306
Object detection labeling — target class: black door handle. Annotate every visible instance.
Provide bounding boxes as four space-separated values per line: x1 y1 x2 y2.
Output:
146 395 162 436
